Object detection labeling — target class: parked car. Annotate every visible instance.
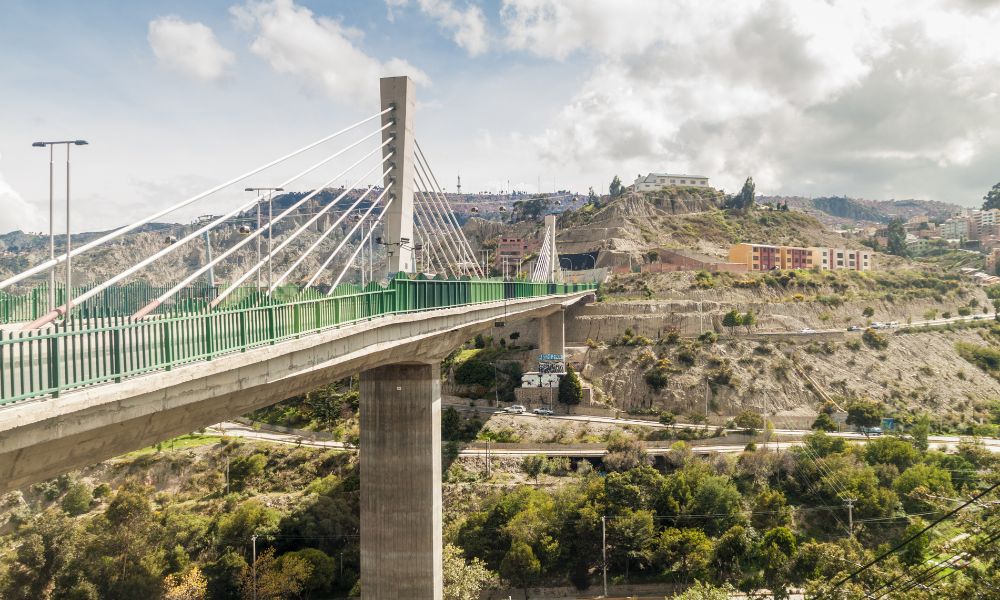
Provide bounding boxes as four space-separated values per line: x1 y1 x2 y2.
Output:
800 328 816 334
504 404 526 414
860 426 883 436
847 325 863 332
532 408 554 416
870 321 885 329
888 321 900 328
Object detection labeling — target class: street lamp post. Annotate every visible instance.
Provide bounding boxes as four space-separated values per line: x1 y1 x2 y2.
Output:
245 187 283 298
32 140 87 317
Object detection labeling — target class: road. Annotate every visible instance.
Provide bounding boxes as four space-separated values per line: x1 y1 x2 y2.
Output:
450 405 1000 453
758 311 995 337
208 417 1000 458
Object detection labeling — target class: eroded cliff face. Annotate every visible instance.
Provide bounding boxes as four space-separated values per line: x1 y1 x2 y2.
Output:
578 329 1000 429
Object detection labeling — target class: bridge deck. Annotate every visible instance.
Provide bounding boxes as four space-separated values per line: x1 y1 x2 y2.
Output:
0 276 595 405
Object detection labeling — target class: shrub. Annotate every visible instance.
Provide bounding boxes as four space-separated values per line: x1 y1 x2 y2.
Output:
862 328 889 350
811 412 837 432
659 411 677 425
698 331 718 344
454 360 494 387
229 453 268 490
956 342 1000 374
61 482 93 516
645 359 672 392
735 410 764 433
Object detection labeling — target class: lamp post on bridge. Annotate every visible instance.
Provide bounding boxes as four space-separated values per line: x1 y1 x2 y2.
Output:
244 187 283 298
32 139 88 318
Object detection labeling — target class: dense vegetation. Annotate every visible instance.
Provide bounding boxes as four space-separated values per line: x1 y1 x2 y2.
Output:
453 433 1000 598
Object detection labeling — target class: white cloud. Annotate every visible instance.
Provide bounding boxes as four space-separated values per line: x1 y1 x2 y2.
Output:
148 16 235 82
232 0 429 105
501 0 1000 202
387 0 490 56
0 159 43 234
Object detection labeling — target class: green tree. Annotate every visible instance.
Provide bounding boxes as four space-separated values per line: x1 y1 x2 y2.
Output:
656 528 712 581
442 407 462 441
444 544 497 600
500 542 540 600
728 177 756 211
742 311 757 333
521 455 547 484
886 219 909 257
894 464 954 512
279 548 336 596
811 412 837 432
982 181 1000 210
239 548 312 600
558 365 583 408
735 410 765 434
61 482 92 516
673 581 736 599
899 518 930 565
609 509 656 580
603 433 648 472
862 306 875 318
846 400 882 433
609 175 624 198
229 454 267 491
864 436 920 471
722 310 743 334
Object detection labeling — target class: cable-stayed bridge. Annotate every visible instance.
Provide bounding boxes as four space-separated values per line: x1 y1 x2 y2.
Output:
0 76 593 599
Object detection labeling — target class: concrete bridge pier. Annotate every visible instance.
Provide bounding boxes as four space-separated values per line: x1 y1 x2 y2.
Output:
359 362 443 599
537 307 566 357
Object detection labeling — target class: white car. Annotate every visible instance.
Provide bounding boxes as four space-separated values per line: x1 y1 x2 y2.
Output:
504 405 526 414
532 408 554 416
800 328 816 334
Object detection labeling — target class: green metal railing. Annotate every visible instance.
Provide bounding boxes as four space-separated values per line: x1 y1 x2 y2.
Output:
0 283 219 323
0 274 596 406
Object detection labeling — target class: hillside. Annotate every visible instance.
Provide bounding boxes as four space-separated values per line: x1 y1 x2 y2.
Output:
554 191 864 260
761 195 965 227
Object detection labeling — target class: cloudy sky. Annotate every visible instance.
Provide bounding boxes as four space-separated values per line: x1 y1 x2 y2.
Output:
2 0 1000 233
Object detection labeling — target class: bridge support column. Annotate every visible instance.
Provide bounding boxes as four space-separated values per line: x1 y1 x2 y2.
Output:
359 362 442 600
537 308 565 357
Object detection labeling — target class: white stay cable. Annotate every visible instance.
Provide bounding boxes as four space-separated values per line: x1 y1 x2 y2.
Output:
413 154 478 276
414 140 484 277
420 203 455 277
127 127 394 320
35 124 392 325
412 206 451 277
326 197 395 294
210 143 393 308
304 185 391 289
2 108 393 293
419 218 447 275
271 170 390 292
413 183 465 277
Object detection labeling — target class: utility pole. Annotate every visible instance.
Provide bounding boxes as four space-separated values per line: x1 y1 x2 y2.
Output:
251 534 258 600
845 498 855 538
486 439 491 479
601 516 608 597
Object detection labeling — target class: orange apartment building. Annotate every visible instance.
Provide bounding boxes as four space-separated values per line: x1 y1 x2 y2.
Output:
729 243 873 272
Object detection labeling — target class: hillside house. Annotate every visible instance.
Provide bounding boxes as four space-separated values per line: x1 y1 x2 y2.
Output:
633 172 710 191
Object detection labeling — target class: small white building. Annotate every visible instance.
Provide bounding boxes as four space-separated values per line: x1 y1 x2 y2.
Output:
634 172 710 191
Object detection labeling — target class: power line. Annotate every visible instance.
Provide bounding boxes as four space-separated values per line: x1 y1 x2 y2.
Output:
817 481 1000 599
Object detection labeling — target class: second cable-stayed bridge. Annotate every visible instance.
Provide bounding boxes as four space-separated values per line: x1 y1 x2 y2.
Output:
0 75 595 599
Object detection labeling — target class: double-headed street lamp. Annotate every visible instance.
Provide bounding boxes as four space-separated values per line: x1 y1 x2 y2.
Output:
244 187 283 296
32 139 88 317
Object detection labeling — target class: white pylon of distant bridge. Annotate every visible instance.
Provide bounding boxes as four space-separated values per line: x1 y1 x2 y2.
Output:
0 76 488 329
530 213 562 283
